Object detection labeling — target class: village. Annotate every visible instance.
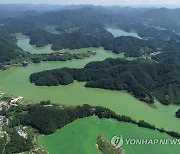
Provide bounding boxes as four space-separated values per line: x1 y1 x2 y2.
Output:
0 91 27 139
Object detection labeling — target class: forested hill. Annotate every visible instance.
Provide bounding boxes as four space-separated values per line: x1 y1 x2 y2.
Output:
2 6 180 34
1 6 180 57
26 24 180 57
0 7 130 34
26 29 57 48
75 23 114 39
28 7 180 32
30 7 129 32
0 36 25 63
0 18 41 34
152 52 180 65
0 6 180 63
26 24 115 50
27 7 180 33
138 8 180 32
30 58 180 105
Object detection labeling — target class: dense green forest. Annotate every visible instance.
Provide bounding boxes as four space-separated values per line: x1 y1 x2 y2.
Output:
6 102 154 135
138 8 180 33
28 7 180 33
1 7 180 58
2 101 180 154
25 22 180 57
0 18 41 34
176 109 180 118
30 59 180 105
26 29 56 47
27 24 114 51
0 36 26 63
0 27 97 68
104 36 156 57
1 6 180 37
4 130 33 154
152 52 180 65
0 136 6 154
136 26 180 41
1 5 180 154
26 25 180 57
30 51 96 63
7 102 180 138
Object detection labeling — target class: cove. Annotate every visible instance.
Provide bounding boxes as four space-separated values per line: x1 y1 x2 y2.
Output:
39 117 180 154
44 25 61 34
16 34 54 54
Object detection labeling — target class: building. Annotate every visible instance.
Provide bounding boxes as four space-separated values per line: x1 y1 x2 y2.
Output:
0 116 3 128
10 96 23 103
16 127 27 139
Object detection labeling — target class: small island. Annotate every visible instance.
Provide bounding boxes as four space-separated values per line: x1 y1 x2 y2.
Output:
96 135 124 154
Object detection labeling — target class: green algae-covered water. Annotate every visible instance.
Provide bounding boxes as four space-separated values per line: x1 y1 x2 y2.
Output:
0 35 180 133
0 35 180 153
39 117 180 154
16 34 54 54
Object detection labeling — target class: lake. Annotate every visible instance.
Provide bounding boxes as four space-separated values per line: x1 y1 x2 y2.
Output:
39 117 180 154
0 35 179 133
44 25 61 34
106 28 142 39
16 34 54 54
